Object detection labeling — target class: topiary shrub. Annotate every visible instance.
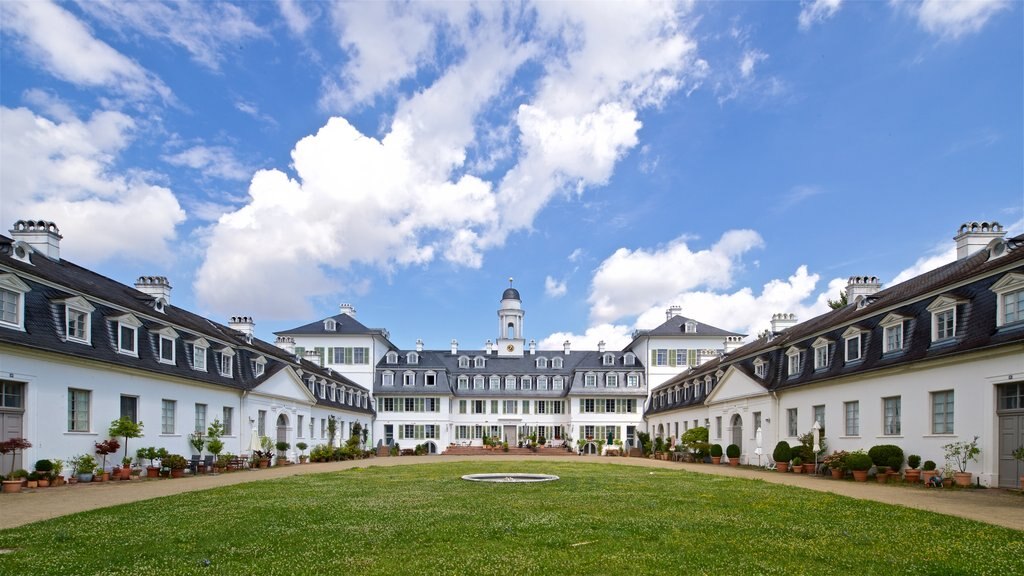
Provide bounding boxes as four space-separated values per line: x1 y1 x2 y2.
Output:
772 441 792 463
34 459 53 473
922 459 936 471
846 451 872 471
710 444 723 458
907 454 921 470
868 444 905 470
726 444 740 459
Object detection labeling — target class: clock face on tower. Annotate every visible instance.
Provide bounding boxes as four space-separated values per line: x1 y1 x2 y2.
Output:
506 344 515 352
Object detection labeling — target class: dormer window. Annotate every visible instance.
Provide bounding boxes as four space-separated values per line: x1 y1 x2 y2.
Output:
879 313 909 354
474 356 485 369
627 373 639 387
927 295 963 343
474 375 485 390
329 384 337 401
685 321 697 333
457 375 468 389
382 371 394 386
537 375 548 390
753 358 767 379
785 347 804 378
553 375 564 390
458 356 470 368
521 375 532 390
552 357 563 369
159 332 176 364
584 373 596 387
324 318 336 331
403 371 415 386
991 273 1024 328
505 375 516 390
62 296 94 344
606 373 618 387
112 314 143 356
842 327 864 363
425 371 436 387
812 337 832 371
0 274 31 331
386 351 398 364
603 353 615 366
318 381 327 398
251 355 266 377
624 352 635 366
217 348 235 377
489 375 500 390
191 339 209 371
536 357 548 369
407 352 419 365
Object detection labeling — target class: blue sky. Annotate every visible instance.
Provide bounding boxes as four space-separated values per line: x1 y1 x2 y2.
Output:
1 0 1021 351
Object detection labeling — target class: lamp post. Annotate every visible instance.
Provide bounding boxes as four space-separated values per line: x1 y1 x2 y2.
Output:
812 420 821 475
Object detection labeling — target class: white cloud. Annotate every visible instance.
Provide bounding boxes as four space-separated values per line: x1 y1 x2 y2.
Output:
0 106 185 263
588 230 765 324
911 0 1010 40
196 2 706 319
545 276 568 298
739 49 768 79
235 100 278 127
277 0 312 37
888 217 1023 285
162 145 254 182
798 0 843 31
538 323 634 352
75 0 265 70
568 248 584 262
0 0 170 101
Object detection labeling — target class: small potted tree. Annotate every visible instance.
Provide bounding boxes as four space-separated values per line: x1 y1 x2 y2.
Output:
710 444 723 465
206 419 225 474
725 444 741 466
296 442 309 464
904 455 922 484
943 436 980 486
791 455 804 473
108 417 143 469
823 451 848 479
275 441 290 465
73 454 98 483
920 460 938 485
163 454 188 478
772 441 792 473
846 450 872 482
94 438 120 481
51 459 66 486
188 431 206 472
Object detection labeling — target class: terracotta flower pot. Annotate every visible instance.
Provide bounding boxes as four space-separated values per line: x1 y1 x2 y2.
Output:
147 466 161 478
803 463 816 474
831 468 845 479
953 472 972 487
776 462 789 473
2 480 22 493
711 456 721 465
170 468 184 479
852 470 868 482
904 469 920 484
920 470 938 484
37 478 50 488
728 459 739 467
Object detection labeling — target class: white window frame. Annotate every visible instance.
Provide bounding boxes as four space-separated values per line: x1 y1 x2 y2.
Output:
624 352 635 366
552 357 563 369
474 375 485 390
626 373 639 387
844 401 859 436
927 295 963 343
162 399 176 434
192 338 209 372
842 327 863 363
812 337 831 371
785 347 803 377
251 355 266 377
606 373 618 387
323 318 336 331
603 353 614 366
883 396 901 436
458 356 470 368
407 352 418 365
386 351 398 364
382 371 394 386
879 313 907 354
536 357 548 369
931 390 954 435
157 328 178 365
68 388 90 432
991 273 1024 327
457 375 468 389
425 371 436 387
504 375 516 390
403 371 415 387
0 274 30 331
753 358 767 379
63 296 94 344
584 373 596 387
218 348 235 377
474 356 486 368
553 375 564 390
112 313 142 356
521 375 532 390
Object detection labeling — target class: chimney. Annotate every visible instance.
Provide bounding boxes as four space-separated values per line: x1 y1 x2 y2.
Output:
304 349 321 364
598 340 606 353
665 305 682 321
770 313 798 333
529 339 536 355
486 340 493 355
723 335 743 354
954 221 1004 260
415 338 423 352
846 276 882 305
563 340 571 355
135 276 172 306
451 339 458 355
339 303 357 317
229 316 255 338
10 220 62 261
275 336 295 354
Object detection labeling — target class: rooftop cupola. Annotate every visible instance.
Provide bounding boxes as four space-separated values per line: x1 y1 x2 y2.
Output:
275 336 295 354
339 303 357 317
954 221 1004 260
846 276 882 305
770 313 798 333
135 276 172 306
723 335 744 354
229 316 255 338
10 220 62 261
665 305 682 321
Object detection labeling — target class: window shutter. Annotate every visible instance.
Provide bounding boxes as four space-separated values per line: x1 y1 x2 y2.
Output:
668 351 676 367
651 350 657 364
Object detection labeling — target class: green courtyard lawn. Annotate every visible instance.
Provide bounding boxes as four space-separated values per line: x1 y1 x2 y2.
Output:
0 461 1020 575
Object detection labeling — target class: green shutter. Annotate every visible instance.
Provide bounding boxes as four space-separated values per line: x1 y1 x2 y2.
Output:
668 350 676 367
651 350 657 364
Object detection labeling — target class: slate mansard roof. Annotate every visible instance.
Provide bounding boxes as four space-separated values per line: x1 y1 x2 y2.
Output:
0 232 373 415
373 348 648 397
647 234 1024 415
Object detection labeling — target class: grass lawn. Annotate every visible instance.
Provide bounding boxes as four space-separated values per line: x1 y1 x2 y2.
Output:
0 461 1019 575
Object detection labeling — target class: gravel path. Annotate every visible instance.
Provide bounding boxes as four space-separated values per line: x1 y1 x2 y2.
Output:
1 455 1021 531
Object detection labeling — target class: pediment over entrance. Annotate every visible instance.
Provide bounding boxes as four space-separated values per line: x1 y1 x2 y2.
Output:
251 367 317 403
704 365 769 405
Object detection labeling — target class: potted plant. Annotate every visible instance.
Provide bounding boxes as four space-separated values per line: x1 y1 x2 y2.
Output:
257 436 274 467
51 459 65 486
275 441 290 465
296 442 309 463
791 456 803 473
920 460 938 485
772 441 792 473
108 416 144 466
94 438 120 481
117 456 133 480
0 438 32 493
26 471 40 489
163 454 187 478
73 454 97 483
137 447 161 478
724 444 740 466
943 436 980 486
904 454 922 484
846 450 872 481
710 444 723 465
823 451 848 479
188 431 206 461
868 444 904 484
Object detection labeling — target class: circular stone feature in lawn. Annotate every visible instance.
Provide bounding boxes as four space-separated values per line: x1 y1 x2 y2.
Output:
461 473 559 483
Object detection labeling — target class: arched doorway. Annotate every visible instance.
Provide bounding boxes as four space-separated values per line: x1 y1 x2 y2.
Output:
425 441 437 454
276 413 288 456
583 442 598 455
730 414 743 455
657 423 664 438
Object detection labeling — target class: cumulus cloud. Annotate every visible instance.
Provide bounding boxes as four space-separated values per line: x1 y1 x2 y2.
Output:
798 0 843 31
545 276 568 298
0 105 185 263
910 0 1010 40
196 1 706 319
588 230 765 324
277 0 312 37
162 145 254 182
74 0 265 70
538 323 635 352
0 0 170 101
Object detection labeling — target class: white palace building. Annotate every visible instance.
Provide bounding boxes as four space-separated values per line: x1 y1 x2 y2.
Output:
1 219 1022 487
